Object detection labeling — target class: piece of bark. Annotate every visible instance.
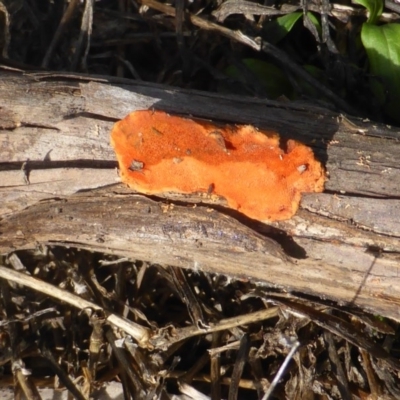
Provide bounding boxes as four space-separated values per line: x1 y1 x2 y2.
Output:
0 192 287 274
0 70 400 321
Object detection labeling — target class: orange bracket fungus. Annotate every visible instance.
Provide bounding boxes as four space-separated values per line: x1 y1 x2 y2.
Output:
111 110 325 221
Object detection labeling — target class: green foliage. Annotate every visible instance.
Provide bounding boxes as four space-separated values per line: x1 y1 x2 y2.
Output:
304 13 322 35
228 0 400 123
354 0 383 23
263 12 321 44
264 12 302 44
361 23 400 121
224 9 322 100
354 0 400 123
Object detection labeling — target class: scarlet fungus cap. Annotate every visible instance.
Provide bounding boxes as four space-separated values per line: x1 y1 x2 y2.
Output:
110 110 325 221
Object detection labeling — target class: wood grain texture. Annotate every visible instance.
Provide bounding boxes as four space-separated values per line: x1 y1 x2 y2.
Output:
1 70 400 321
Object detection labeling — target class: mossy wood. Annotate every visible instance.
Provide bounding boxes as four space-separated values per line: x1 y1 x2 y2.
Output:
0 70 399 321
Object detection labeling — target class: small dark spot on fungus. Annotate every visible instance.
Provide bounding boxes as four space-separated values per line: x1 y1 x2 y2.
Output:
151 127 163 136
111 110 326 221
129 160 144 172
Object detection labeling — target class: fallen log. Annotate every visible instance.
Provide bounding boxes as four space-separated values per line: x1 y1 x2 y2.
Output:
0 69 399 320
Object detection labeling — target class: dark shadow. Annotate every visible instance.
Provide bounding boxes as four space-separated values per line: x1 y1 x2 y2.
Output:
0 159 117 172
144 193 307 259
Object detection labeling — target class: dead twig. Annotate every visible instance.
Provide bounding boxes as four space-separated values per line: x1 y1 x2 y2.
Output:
140 0 357 115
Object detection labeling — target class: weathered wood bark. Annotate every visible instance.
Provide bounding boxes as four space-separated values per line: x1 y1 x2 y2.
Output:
0 70 399 321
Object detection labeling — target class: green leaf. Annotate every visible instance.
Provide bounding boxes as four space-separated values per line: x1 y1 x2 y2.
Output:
361 23 400 121
263 12 302 44
275 12 303 35
354 0 383 24
263 12 321 44
304 12 322 36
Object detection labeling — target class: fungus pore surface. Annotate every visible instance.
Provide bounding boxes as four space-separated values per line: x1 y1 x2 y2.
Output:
111 110 326 221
